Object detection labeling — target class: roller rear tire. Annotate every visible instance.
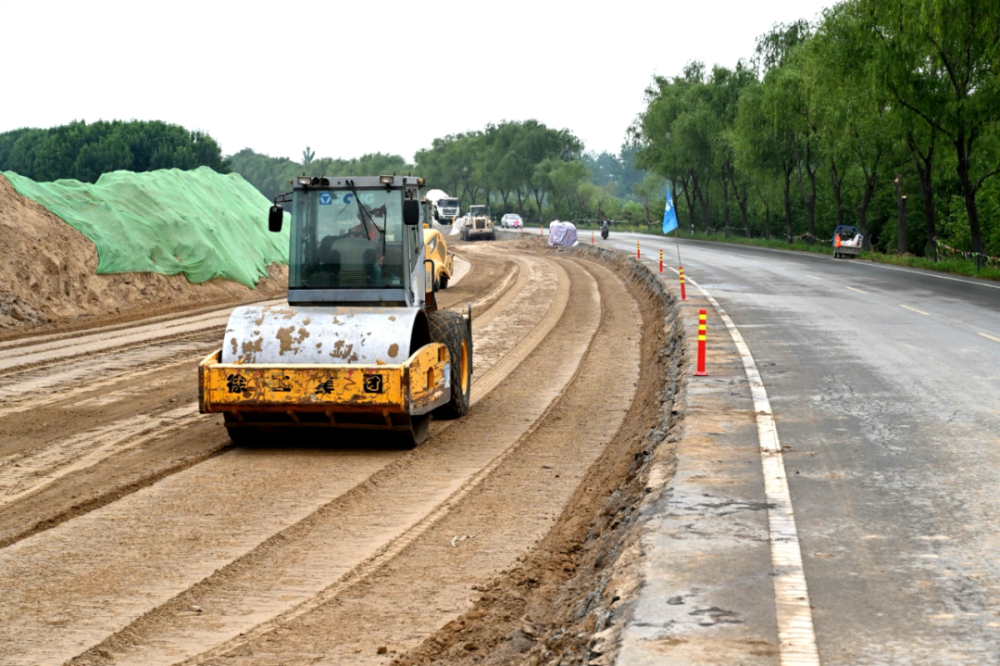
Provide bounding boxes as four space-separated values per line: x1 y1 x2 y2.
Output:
223 413 263 445
428 310 472 419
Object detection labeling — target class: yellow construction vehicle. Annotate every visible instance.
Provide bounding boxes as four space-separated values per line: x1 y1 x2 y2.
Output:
198 175 473 446
423 227 454 290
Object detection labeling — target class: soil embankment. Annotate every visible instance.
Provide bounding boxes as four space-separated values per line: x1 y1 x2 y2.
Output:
0 174 287 337
0 236 684 666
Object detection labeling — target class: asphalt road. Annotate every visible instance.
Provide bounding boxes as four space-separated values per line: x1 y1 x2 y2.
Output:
602 234 1000 664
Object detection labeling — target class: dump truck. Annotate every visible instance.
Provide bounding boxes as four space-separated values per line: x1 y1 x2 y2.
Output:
198 175 473 446
461 205 496 241
425 189 460 225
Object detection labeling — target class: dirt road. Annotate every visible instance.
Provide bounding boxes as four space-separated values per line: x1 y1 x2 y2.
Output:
0 241 670 666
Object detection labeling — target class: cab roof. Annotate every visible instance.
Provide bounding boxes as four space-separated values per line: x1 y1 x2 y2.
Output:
291 175 424 190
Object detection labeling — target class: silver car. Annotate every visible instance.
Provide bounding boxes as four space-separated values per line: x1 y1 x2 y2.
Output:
500 213 523 229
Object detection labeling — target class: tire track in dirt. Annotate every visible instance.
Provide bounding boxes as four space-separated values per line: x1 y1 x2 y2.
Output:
0 252 533 526
0 342 211 420
0 250 566 666
0 404 198 508
0 300 286 375
0 249 519 553
64 256 598 666
185 256 642 666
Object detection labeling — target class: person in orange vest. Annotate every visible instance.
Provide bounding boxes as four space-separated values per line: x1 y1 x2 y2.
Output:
835 233 842 248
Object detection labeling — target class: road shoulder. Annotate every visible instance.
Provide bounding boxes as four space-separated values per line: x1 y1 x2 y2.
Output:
614 266 779 665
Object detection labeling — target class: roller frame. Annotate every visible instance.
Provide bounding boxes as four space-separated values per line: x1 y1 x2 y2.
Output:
199 342 451 422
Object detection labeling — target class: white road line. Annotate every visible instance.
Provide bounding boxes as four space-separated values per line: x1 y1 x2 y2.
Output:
900 304 930 316
805 275 822 280
846 286 866 294
979 332 1000 344
678 266 820 666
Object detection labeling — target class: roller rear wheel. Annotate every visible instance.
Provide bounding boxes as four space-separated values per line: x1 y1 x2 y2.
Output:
428 310 472 419
223 413 263 445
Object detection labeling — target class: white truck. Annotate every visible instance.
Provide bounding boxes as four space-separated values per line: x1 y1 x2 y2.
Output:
425 189 461 226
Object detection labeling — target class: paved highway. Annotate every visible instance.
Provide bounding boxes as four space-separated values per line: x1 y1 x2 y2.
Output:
603 233 1000 664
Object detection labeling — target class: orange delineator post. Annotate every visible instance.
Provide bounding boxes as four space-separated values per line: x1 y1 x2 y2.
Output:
659 249 663 273
637 241 641 259
694 309 708 376
679 266 687 301
591 231 594 245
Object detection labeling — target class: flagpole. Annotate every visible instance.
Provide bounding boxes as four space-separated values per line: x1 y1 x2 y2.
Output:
663 184 687 301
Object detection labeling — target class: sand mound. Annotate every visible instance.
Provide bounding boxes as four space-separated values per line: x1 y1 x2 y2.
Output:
0 174 287 334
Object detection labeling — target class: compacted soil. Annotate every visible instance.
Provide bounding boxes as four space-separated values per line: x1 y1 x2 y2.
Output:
0 239 680 666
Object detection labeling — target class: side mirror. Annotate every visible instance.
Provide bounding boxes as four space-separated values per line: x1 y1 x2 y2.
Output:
403 199 420 226
269 205 284 233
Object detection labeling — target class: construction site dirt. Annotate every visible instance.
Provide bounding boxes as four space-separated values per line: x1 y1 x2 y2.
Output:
0 238 682 666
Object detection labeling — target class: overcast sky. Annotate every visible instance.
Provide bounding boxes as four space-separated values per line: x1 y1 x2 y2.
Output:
2 0 832 163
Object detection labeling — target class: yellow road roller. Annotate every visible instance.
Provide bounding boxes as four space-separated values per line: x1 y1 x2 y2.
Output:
199 175 473 446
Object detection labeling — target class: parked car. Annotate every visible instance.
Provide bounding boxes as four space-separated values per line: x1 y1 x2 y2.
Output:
500 213 523 229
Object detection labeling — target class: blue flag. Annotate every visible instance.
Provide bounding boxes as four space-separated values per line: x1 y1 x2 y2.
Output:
662 185 679 234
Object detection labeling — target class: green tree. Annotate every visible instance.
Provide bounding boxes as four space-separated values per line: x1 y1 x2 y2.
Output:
0 120 230 183
866 0 1000 259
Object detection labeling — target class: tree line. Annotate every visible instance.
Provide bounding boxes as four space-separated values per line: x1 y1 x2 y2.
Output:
232 121 652 225
632 0 1000 259
415 120 655 224
228 149 412 202
0 120 230 183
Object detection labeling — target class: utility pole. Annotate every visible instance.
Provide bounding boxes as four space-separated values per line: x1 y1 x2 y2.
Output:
894 174 907 254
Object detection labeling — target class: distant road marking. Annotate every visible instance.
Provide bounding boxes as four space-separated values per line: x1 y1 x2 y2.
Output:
805 275 822 280
846 286 867 294
677 268 820 666
979 332 1000 344
900 304 930 315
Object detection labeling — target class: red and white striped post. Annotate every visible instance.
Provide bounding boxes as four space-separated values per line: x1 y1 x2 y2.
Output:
659 249 663 273
637 240 641 259
678 266 687 301
540 224 543 235
591 231 594 245
694 309 708 376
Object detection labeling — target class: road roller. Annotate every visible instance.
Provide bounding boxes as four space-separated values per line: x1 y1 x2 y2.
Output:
198 175 473 446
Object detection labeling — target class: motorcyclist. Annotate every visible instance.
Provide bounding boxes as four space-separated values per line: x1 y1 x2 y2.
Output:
600 219 610 239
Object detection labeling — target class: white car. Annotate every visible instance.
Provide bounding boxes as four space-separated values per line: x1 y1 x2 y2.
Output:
500 213 523 229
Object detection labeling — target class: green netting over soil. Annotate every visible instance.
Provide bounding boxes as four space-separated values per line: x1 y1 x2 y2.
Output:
3 167 288 288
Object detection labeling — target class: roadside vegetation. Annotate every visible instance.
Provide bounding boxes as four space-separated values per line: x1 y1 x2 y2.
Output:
627 229 1000 282
631 0 1000 273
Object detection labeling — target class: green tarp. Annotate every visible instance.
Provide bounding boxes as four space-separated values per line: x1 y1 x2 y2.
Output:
3 167 288 288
